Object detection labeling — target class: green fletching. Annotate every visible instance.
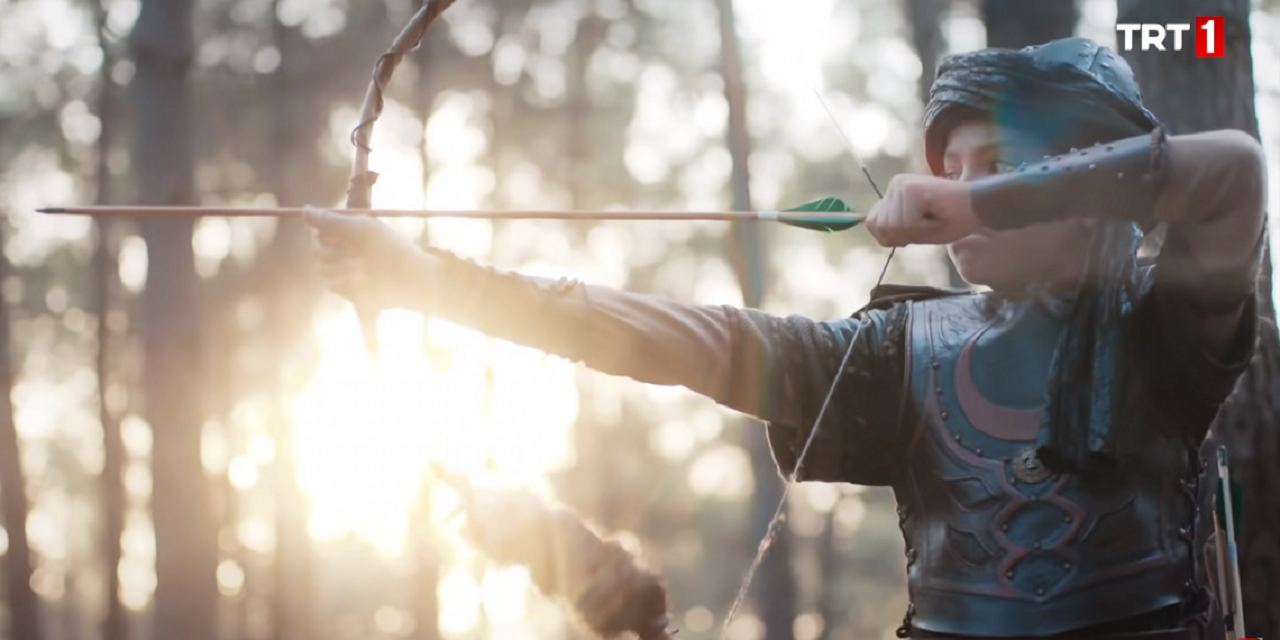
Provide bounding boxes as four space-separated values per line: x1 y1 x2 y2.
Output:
786 197 850 212
781 197 860 232
1215 477 1244 532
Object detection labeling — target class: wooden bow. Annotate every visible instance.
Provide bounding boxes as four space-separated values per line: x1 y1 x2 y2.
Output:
344 0 458 356
343 2 674 637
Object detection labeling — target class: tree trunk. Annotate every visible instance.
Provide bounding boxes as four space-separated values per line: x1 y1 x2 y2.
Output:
904 0 947 107
263 7 318 640
0 214 42 640
407 483 440 640
93 0 127 635
1116 1 1278 637
715 0 797 638
94 136 127 640
131 0 219 637
904 0 967 290
981 0 1078 49
564 13 605 211
816 510 839 640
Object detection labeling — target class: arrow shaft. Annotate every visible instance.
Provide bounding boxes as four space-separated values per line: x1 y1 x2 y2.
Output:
40 205 864 224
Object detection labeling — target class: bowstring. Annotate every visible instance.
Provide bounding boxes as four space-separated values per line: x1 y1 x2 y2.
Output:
716 89 894 639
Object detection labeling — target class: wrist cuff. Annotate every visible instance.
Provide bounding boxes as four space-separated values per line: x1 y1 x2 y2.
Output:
970 128 1169 231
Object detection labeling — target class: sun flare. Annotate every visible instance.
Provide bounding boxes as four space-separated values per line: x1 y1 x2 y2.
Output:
289 117 582 554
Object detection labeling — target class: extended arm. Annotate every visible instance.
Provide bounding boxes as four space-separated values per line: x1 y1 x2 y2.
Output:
303 206 907 482
418 250 908 483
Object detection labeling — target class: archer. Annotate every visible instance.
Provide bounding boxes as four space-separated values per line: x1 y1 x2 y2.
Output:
306 37 1266 640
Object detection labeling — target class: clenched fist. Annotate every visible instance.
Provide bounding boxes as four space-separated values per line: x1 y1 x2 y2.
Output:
864 174 980 247
303 206 438 312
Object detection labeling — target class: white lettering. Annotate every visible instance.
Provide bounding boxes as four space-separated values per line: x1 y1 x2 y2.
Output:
1115 23 1194 51
1116 24 1140 50
1201 20 1217 54
1141 24 1166 50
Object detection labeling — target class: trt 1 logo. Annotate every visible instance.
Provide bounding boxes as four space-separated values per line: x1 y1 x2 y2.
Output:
1115 17 1225 57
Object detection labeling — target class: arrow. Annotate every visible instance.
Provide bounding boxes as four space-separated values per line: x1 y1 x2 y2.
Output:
37 197 863 232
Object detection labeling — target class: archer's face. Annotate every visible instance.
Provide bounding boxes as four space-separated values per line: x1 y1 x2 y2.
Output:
941 120 1094 291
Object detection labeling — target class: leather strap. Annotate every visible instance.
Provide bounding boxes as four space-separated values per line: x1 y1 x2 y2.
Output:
909 627 1204 640
853 284 971 316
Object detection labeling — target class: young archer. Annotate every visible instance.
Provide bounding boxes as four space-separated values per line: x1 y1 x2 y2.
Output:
305 38 1266 639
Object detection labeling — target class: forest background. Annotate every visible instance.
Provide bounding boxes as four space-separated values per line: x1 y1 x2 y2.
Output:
0 0 1277 639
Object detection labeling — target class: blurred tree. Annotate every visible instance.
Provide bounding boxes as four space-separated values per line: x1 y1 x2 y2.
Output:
407 483 441 640
131 0 219 639
92 0 127 638
903 0 947 106
259 2 321 637
0 188 42 640
981 0 1078 48
1116 1 1279 638
562 10 609 637
713 1 798 640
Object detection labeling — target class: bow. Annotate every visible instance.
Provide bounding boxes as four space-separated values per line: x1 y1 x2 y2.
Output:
338 5 677 637
344 0 458 356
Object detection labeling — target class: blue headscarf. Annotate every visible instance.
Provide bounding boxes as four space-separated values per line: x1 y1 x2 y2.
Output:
923 38 1163 474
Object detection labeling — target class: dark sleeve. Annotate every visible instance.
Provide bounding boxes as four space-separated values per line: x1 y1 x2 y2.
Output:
725 304 909 486
1134 130 1266 435
1135 272 1257 437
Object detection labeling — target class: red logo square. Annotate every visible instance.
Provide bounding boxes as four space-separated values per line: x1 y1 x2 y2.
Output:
1196 16 1225 57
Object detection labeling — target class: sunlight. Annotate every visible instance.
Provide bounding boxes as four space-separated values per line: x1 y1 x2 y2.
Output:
2 150 93 268
736 0 843 95
290 282 581 554
290 105 582 634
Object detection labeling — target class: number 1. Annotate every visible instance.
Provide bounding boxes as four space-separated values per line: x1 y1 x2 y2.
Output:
1201 19 1217 54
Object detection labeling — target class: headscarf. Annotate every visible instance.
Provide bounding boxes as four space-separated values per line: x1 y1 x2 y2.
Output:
922 37 1162 475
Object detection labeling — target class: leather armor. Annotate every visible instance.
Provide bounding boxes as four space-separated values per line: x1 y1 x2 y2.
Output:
894 292 1205 637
